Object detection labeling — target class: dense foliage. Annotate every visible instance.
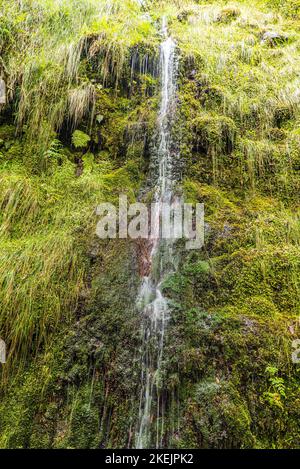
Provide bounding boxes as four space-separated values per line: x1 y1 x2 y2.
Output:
0 0 299 448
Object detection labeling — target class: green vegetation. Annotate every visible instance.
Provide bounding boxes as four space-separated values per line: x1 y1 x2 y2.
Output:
0 0 300 449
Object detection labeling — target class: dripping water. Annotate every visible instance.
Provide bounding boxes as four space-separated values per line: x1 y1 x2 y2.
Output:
135 17 178 449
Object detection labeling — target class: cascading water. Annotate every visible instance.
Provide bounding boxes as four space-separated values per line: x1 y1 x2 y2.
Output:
135 18 178 449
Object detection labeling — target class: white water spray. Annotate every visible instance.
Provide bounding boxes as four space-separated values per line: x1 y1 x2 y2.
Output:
135 18 178 449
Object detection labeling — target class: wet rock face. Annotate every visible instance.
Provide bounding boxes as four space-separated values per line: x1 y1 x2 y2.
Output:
0 79 6 104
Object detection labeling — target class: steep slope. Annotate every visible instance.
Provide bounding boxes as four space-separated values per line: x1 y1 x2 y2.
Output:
0 0 300 449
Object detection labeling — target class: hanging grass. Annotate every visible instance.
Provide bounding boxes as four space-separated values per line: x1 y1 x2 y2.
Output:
0 0 158 157
0 231 84 363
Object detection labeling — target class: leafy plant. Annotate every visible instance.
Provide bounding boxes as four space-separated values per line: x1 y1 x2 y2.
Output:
71 130 91 149
263 366 286 410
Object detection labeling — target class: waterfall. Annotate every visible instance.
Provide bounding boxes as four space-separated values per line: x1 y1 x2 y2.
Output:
135 18 178 449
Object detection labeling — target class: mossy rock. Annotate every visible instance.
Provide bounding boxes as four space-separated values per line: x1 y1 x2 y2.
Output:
177 7 198 23
197 85 225 108
217 7 241 23
0 124 15 141
182 379 254 448
261 31 290 47
184 181 239 218
244 296 279 318
268 127 287 141
192 114 236 155
245 195 280 215
273 105 294 127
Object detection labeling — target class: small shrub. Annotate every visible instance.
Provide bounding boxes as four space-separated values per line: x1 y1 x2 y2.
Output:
72 130 91 149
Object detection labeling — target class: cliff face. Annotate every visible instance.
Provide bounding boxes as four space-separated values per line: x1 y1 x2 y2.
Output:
0 0 300 449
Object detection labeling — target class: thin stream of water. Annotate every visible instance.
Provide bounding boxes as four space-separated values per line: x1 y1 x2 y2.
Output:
135 17 178 449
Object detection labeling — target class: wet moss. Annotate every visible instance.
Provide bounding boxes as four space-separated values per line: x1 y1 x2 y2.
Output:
1 0 300 450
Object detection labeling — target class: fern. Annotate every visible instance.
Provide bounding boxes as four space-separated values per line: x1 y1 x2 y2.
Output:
71 130 90 149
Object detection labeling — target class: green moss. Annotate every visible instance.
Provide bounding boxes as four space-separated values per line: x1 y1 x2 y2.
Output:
1 0 300 450
72 130 91 149
192 113 236 154
217 7 241 23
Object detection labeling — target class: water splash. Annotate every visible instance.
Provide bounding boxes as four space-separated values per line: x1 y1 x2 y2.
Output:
135 18 178 449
